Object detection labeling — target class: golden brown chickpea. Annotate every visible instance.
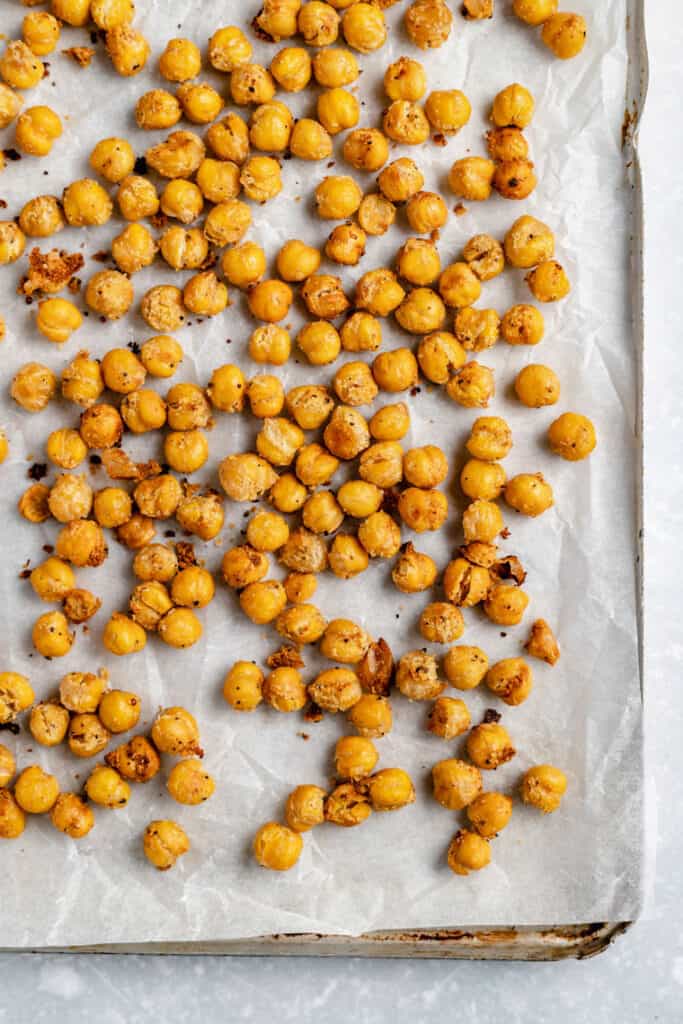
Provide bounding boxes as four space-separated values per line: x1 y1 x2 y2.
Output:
160 180 204 226
18 482 51 524
149 707 201 758
425 90 471 135
395 287 446 335
358 441 403 489
206 114 250 165
48 473 93 523
0 39 44 89
321 406 368 462
335 736 379 782
356 639 395 696
0 673 34 727
501 303 545 347
275 242 320 286
341 2 386 51
541 12 587 59
15 105 62 157
512 0 558 24
286 385 334 430
61 588 101 626
62 178 113 227
416 332 465 385
447 157 495 201
158 607 203 648
439 263 482 310
117 514 156 551
324 782 372 826
58 671 106 715
100 348 145 395
0 222 26 268
194 163 239 207
239 580 287 625
0 744 15 789
48 0 90 26
320 619 371 664
28 701 69 748
467 722 516 770
32 610 74 658
19 195 64 238
522 764 568 813
398 487 448 533
336 480 382 519
504 472 554 517
120 390 167 436
432 758 482 810
548 412 597 461
175 82 222 126
367 403 409 443
317 87 359 135
454 308 501 352
396 650 445 701
347 693 392 738
166 758 215 806
254 821 303 869
312 46 358 87
493 158 537 201
106 735 160 783
97 689 141 734
135 89 182 131
443 645 489 690
247 279 292 324
270 46 311 91
363 768 414 812
223 661 264 712
295 322 339 366
427 696 471 740
486 125 529 163
504 215 554 268
206 25 249 72
339 315 380 357
404 446 449 490
11 362 56 413
111 224 157 276
325 223 367 266
514 364 560 407
183 270 229 317
419 602 465 644
460 459 506 503
491 83 535 129
146 130 205 180
117 175 159 221
141 285 185 333
396 240 440 290
384 56 426 102
29 557 75 603
85 765 130 809
85 271 134 321
230 63 276 107
245 511 290 555
204 365 244 416
383 100 430 145
332 360 376 406
263 666 307 712
466 416 512 462
205 201 251 251
240 156 283 203
170 567 214 610
467 791 513 838
404 196 446 242
91 0 134 30
392 543 438 594
354 271 404 320
92 488 131 531
248 375 286 418
301 491 343 534
67 713 110 759
46 429 88 470
343 128 389 172
289 117 333 161
79 403 123 449
276 603 327 645
284 572 318 604
102 612 147 656
357 510 401 558
224 245 268 293
309 667 362 713
165 382 211 431
405 0 452 48
256 416 305 467
105 24 150 77
22 11 60 56
483 582 530 626
0 82 22 129
446 362 495 409
447 829 491 875
298 1 339 46
356 193 395 238
486 657 533 707
49 792 93 838
285 785 326 833
303 274 352 320
133 544 178 584
328 533 370 578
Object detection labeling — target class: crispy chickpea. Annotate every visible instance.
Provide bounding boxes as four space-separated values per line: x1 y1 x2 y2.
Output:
165 382 210 431
447 829 490 875
293 323 338 369
202 200 250 249
455 308 501 353
0 40 44 90
356 637 394 696
486 125 529 162
49 792 93 838
427 696 471 740
286 385 334 431
244 512 289 556
247 279 292 324
0 221 26 266
223 661 264 711
512 0 558 24
276 603 327 645
206 115 249 167
146 130 205 180
325 223 366 266
105 735 160 783
335 736 379 782
439 264 482 310
339 314 380 357
447 157 495 202
504 215 555 268
223 244 267 293
466 416 512 462
98 690 141 734
336 480 382 519
483 582 530 626
298 1 339 46
28 701 69 748
467 792 513 839
0 745 15 788
425 90 471 135
207 364 246 414
263 666 307 712
432 758 482 810
61 588 101 625
493 158 537 201
416 332 464 385
257 416 305 467
164 429 209 474
270 47 311 91
174 82 221 127
514 364 560 407
333 361 377 406
193 164 238 210
322 406 369 461
255 0 300 41
358 441 403 489
491 84 535 129
91 0 135 28
117 514 156 550
103 612 147 656
84 271 133 322
276 241 320 286
239 580 287 625
105 24 150 76
18 482 51 524
85 765 130 809
79 403 123 449
67 712 110 759
62 178 113 228
317 87 359 135
500 306 545 349
419 602 465 644
363 768 414 812
395 287 446 335
100 348 145 395
404 446 449 490
46 428 88 470
347 694 392 738
357 510 400 558
357 193 396 238
541 12 587 59
133 544 178 584
92 487 132 530
19 195 64 238
289 118 333 161
548 412 597 461
240 156 282 203
48 473 93 523
446 362 495 409
312 47 358 88
0 673 34 726
0 82 22 129
294 447 336 494
486 657 533 707
117 175 159 221
50 0 91 25
309 667 362 712
521 764 567 813
221 544 269 590
169 567 215 611
121 389 167 435
443 645 488 690
467 722 516 770
141 285 185 333
183 270 229 317
328 533 369 578
22 12 60 56
398 487 448 533
157 607 203 648
32 610 74 658
367 404 408 443
111 224 157 276
58 672 106 715
160 180 204 226
254 821 303 870
405 0 452 48
29 557 75 603
15 105 62 157
384 57 426 102
135 89 182 131
460 459 506 503
11 362 56 413
285 785 326 833
230 63 276 108
284 572 318 604
396 651 444 701
325 782 371 826
504 472 554 517
396 238 440 286
392 543 438 594
149 707 201 758
343 128 389 172
354 270 404 318
404 194 446 239
320 619 371 664
166 758 214 806
383 100 430 145
341 2 386 51
247 375 285 418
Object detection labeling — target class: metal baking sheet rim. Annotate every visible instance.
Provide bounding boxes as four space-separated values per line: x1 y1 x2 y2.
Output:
8 1 648 963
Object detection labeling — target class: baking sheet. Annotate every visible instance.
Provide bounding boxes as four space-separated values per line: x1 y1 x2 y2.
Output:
0 0 643 947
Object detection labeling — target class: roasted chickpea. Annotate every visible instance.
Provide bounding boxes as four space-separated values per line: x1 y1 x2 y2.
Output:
493 158 537 200
467 722 515 770
85 765 130 809
391 543 437 594
514 363 560 407
315 87 358 135
28 701 69 748
49 792 93 838
357 441 402 490
338 315 380 358
486 125 529 162
447 157 495 202
347 694 392 738
491 83 535 129
49 0 91 25
286 385 334 430
298 1 339 46
105 24 150 77
45 428 87 471
399 487 449 533
168 568 214 612
84 271 133 322
0 83 22 129
383 100 430 145
19 195 64 238
262 666 307 712
464 417 511 463
165 382 210 431
356 510 400 558
333 361 376 407
239 580 288 625
0 40 44 90
483 582 530 625
29 556 74 603
455 308 501 353
290 117 333 161
132 544 178 585
384 57 426 102
342 128 389 172
512 0 558 24
0 744 15 788
32 610 74 658
117 514 156 551
427 695 471 743
447 829 491 875
240 155 283 203
140 285 185 333
254 821 303 870
148 707 201 759
504 215 554 268
67 712 110 759
0 221 26 266
396 238 440 286
504 472 554 517
446 362 495 409
283 573 316 604
274 242 319 288
159 180 204 226
165 758 214 806
270 46 311 91
102 612 147 656
164 429 209 474
465 792 513 839
541 12 587 59
425 89 471 135
396 650 444 702
15 105 62 157
57 672 106 716
223 244 267 293
22 11 60 56
110 224 157 276
204 365 244 415
227 64 274 108
98 689 141 734
247 279 293 324
404 447 448 491
256 416 305 467
309 667 362 712
432 758 482 810
11 362 56 413
415 333 464 386
335 736 379 782
522 764 568 813
486 657 533 707
146 130 205 180
92 487 131 530
325 223 367 266
419 602 465 644
443 645 487 691
47 473 93 523
0 673 34 726
297 321 342 365
175 82 222 126
356 193 395 238
320 619 371 664
117 175 159 221
18 482 51 524
206 114 249 166
90 0 135 29
62 178 113 228
202 201 250 249
395 287 446 335
328 533 368 578
312 47 358 88
403 194 446 239
223 661 264 712
439 264 482 311
356 639 394 696
247 375 285 418
120 389 167 436
221 546 269 591
193 163 238 208
157 607 202 648
548 412 597 461
295 446 339 490
500 305 545 349
340 2 386 51
183 270 229 317
79 403 123 450
105 735 160 783
284 785 326 834
275 604 326 646
99 348 145 395
135 89 182 131
324 782 371 826
405 0 452 49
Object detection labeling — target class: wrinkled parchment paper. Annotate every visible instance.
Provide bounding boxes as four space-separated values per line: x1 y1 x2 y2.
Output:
0 0 643 947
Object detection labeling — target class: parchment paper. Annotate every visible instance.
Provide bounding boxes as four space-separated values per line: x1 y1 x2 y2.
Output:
0 0 643 947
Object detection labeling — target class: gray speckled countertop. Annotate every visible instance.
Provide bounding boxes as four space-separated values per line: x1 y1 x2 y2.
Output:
1 7 681 1023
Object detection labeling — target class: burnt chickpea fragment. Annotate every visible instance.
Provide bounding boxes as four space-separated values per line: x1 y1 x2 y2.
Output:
521 765 567 812
525 619 560 665
432 759 482 810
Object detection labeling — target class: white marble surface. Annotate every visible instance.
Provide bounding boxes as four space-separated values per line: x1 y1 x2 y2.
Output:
1 3 681 1021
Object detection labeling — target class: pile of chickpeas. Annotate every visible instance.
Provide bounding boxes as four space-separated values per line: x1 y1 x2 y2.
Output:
0 0 592 875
